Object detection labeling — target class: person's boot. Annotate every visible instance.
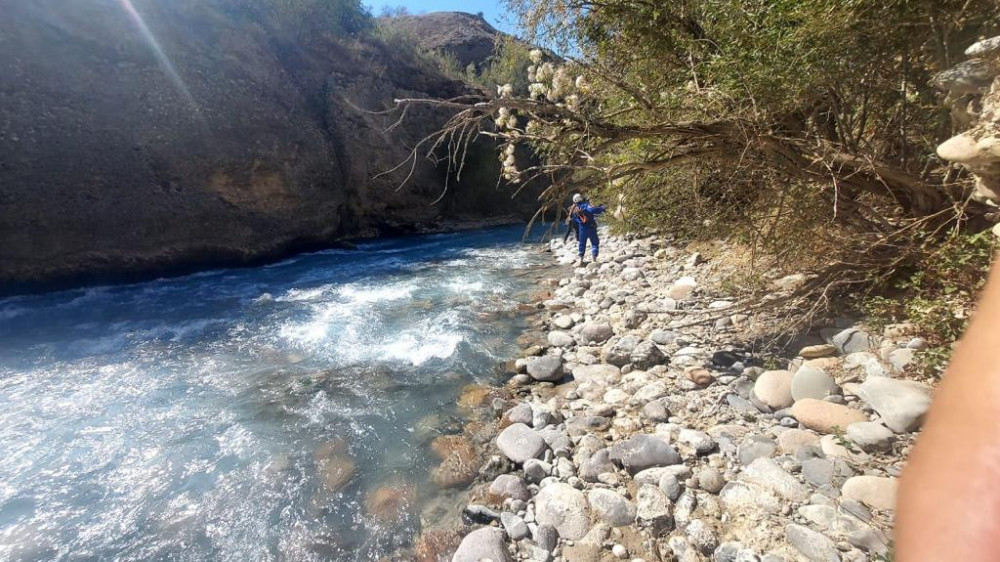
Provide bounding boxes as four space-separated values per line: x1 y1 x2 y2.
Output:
576 257 586 267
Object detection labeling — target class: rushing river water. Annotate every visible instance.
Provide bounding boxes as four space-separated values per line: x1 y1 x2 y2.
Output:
0 225 548 562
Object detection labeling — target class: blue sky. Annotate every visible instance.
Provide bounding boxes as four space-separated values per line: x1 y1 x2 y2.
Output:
368 0 517 34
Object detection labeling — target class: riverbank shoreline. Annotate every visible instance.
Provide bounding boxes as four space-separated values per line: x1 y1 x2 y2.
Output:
417 229 932 562
0 215 532 299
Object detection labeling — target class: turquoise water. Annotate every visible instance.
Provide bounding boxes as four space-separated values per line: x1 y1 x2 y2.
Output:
0 226 545 561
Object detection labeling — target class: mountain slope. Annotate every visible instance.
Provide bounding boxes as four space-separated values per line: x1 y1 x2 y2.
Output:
0 1 529 293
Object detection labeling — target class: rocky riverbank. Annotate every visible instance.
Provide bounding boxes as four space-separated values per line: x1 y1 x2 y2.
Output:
417 229 934 562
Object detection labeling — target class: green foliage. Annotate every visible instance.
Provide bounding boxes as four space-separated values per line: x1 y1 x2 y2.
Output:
370 21 463 77
861 231 996 375
224 0 373 38
472 38 535 94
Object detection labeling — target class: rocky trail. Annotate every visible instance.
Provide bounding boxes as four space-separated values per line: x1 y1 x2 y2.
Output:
418 229 935 562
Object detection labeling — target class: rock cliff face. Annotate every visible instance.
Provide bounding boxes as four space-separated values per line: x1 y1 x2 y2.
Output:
935 35 1000 204
0 1 532 293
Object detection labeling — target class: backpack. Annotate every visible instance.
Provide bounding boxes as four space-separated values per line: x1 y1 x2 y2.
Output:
568 204 588 224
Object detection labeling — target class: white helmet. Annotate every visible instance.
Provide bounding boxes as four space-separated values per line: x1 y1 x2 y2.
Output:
572 193 584 203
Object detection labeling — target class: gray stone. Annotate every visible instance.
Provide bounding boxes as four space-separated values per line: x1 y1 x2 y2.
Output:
571 363 620 385
606 336 641 367
798 504 837 529
489 474 531 501
791 365 836 401
659 473 683 500
534 482 591 540
497 423 547 463
578 449 614 482
587 488 636 527
631 381 668 405
642 400 671 422
635 484 673 534
632 340 668 370
738 436 777 466
856 377 932 433
743 458 809 502
452 526 513 562
523 458 551 483
727 394 758 415
801 457 855 489
579 322 614 345
785 524 840 562
686 518 719 554
678 428 716 455
566 416 610 436
719 481 781 514
504 403 533 425
526 356 564 382
847 526 889 555
650 329 678 345
501 512 529 540
832 328 874 354
547 330 575 348
845 422 894 452
533 524 558 552
608 434 681 473
698 469 726 494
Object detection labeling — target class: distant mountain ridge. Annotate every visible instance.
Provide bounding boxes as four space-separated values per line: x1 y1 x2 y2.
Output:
379 11 515 71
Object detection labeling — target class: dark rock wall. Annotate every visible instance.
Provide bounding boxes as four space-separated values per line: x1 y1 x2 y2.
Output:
0 1 530 292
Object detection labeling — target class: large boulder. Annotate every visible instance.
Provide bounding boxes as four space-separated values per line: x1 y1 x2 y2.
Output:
856 377 932 433
496 423 547 464
587 489 636 527
535 483 591 540
451 526 512 562
526 356 564 382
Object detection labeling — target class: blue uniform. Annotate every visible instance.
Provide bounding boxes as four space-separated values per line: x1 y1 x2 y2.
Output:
570 201 605 259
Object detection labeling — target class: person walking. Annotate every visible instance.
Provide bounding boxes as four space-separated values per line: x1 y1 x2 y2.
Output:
567 193 605 266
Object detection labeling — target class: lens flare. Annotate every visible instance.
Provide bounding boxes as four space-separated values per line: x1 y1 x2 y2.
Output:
118 0 199 111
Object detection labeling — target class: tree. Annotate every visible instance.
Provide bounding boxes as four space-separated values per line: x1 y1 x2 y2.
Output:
388 0 1000 319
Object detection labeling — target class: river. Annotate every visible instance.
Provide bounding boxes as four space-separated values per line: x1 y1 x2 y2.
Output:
0 225 547 562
